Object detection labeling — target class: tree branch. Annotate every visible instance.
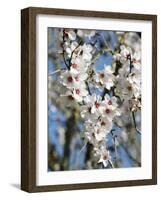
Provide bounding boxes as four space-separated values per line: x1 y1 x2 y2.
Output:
85 81 91 95
68 40 83 67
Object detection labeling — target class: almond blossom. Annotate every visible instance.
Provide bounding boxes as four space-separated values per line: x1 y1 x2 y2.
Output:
94 65 115 90
64 28 76 41
97 146 111 167
72 85 88 102
77 29 96 39
101 95 120 120
115 77 134 100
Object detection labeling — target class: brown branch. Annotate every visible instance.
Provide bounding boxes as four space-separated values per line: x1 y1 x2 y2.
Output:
85 81 91 95
68 40 83 67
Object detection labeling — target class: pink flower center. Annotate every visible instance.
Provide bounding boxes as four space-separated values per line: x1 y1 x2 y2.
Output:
100 73 105 78
103 155 108 160
75 89 80 95
126 54 131 60
108 100 112 105
71 63 77 68
127 85 132 91
101 121 106 126
95 101 100 108
106 108 110 114
67 76 73 83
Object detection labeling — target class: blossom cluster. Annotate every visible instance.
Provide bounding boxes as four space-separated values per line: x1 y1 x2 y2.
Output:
57 29 141 168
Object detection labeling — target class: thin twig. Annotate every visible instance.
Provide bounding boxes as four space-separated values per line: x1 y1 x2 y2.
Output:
79 140 88 154
62 29 70 70
108 160 114 168
48 69 61 76
102 88 109 100
129 56 134 74
68 40 82 67
62 50 70 69
85 81 91 95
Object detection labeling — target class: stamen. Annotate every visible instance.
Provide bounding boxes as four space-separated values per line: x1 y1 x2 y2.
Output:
67 76 73 83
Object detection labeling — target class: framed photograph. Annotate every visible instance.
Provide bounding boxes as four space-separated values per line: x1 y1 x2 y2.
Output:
21 7 157 192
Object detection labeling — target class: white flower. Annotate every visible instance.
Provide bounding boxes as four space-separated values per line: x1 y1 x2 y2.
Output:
72 44 93 62
131 52 141 72
115 44 141 74
70 58 88 74
133 60 141 72
103 94 118 110
80 104 98 121
118 61 131 76
101 94 120 120
60 70 76 89
102 103 119 121
81 44 93 62
77 29 96 38
85 118 112 142
94 65 115 90
113 53 121 61
97 147 110 167
64 29 76 41
60 69 88 88
84 94 104 115
129 98 141 112
133 51 141 62
128 71 141 99
96 117 113 133
115 77 134 100
61 81 88 103
119 45 132 64
72 71 88 82
84 122 110 143
84 131 98 147
61 82 88 103
84 122 99 145
93 126 107 142
82 111 113 143
72 84 88 102
65 41 78 58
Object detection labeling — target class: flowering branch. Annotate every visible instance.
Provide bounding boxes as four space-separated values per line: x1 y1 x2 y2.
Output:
49 69 61 76
52 29 142 169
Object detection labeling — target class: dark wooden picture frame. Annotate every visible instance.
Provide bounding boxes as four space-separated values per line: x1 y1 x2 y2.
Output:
21 7 157 192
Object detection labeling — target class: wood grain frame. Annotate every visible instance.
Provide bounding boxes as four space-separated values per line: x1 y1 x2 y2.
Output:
21 7 157 192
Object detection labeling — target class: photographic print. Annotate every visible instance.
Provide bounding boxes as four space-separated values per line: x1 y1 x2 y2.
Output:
48 28 141 171
21 7 157 192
